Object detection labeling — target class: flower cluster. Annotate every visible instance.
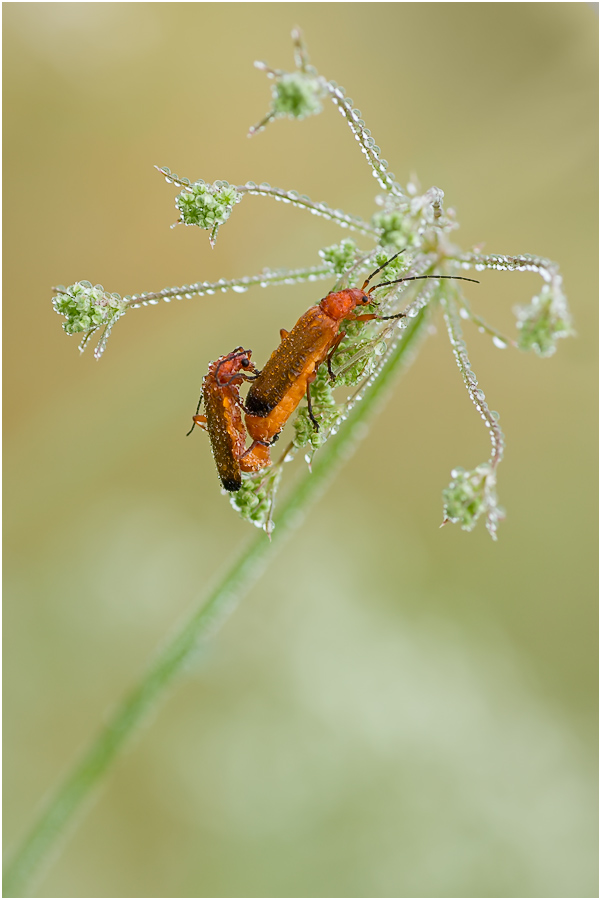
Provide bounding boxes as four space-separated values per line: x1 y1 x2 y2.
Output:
53 282 126 336
442 463 505 540
293 366 342 450
318 238 360 276
515 282 572 357
371 209 414 250
269 71 324 120
229 466 283 535
175 180 242 243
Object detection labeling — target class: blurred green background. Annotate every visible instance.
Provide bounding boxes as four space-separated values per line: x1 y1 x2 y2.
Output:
4 4 598 897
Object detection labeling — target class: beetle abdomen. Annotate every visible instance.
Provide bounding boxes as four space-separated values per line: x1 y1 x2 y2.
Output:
203 381 243 491
246 308 337 415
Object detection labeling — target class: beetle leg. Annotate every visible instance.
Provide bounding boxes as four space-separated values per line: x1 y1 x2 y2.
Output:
187 413 207 437
326 331 347 380
240 439 269 460
353 310 406 323
306 382 319 431
352 312 378 323
377 311 406 322
239 439 273 473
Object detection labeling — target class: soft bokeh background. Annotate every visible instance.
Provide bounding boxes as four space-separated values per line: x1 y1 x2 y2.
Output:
4 4 598 897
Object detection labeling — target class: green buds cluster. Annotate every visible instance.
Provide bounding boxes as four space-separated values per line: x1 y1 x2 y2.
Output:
442 463 504 540
229 475 271 527
249 52 326 136
318 238 359 275
515 283 573 357
294 404 342 450
175 180 242 246
270 71 324 120
371 210 415 250
229 467 283 536
293 367 341 450
53 282 126 336
371 184 454 252
331 335 386 387
372 247 410 284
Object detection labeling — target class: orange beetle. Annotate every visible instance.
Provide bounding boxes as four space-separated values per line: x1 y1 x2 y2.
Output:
245 251 478 439
189 347 271 492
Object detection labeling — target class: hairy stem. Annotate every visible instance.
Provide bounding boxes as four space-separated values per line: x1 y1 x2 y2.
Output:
3 307 428 898
123 264 337 308
237 183 378 237
321 79 404 197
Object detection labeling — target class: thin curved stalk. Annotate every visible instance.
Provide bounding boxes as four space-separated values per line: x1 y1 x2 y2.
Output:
3 307 428 899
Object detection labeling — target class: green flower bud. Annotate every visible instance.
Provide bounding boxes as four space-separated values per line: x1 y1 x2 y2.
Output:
331 337 384 386
371 211 415 250
175 180 242 245
229 468 283 535
292 367 340 449
293 404 342 450
515 283 573 357
318 239 358 275
271 72 324 120
442 463 504 540
53 282 126 337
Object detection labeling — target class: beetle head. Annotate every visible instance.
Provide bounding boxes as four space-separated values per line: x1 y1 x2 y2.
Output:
320 288 372 321
214 347 258 386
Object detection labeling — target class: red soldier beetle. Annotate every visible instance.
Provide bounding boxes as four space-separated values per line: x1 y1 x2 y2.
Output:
245 250 479 437
188 347 272 492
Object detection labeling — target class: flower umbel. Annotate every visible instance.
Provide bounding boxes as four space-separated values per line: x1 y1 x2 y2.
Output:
515 282 573 357
53 282 127 357
51 28 572 539
174 179 242 247
271 71 324 119
52 282 125 335
249 28 325 135
442 463 505 540
318 238 360 276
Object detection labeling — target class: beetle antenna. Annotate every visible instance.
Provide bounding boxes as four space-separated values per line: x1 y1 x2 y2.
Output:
360 248 406 291
186 392 203 436
368 274 479 295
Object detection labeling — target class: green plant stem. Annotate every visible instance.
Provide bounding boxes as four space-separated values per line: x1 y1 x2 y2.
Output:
3 307 428 899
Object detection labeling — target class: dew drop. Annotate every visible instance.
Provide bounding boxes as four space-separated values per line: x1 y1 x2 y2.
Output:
492 336 508 349
232 285 248 293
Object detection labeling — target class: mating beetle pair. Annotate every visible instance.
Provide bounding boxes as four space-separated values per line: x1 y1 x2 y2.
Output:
189 251 477 492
